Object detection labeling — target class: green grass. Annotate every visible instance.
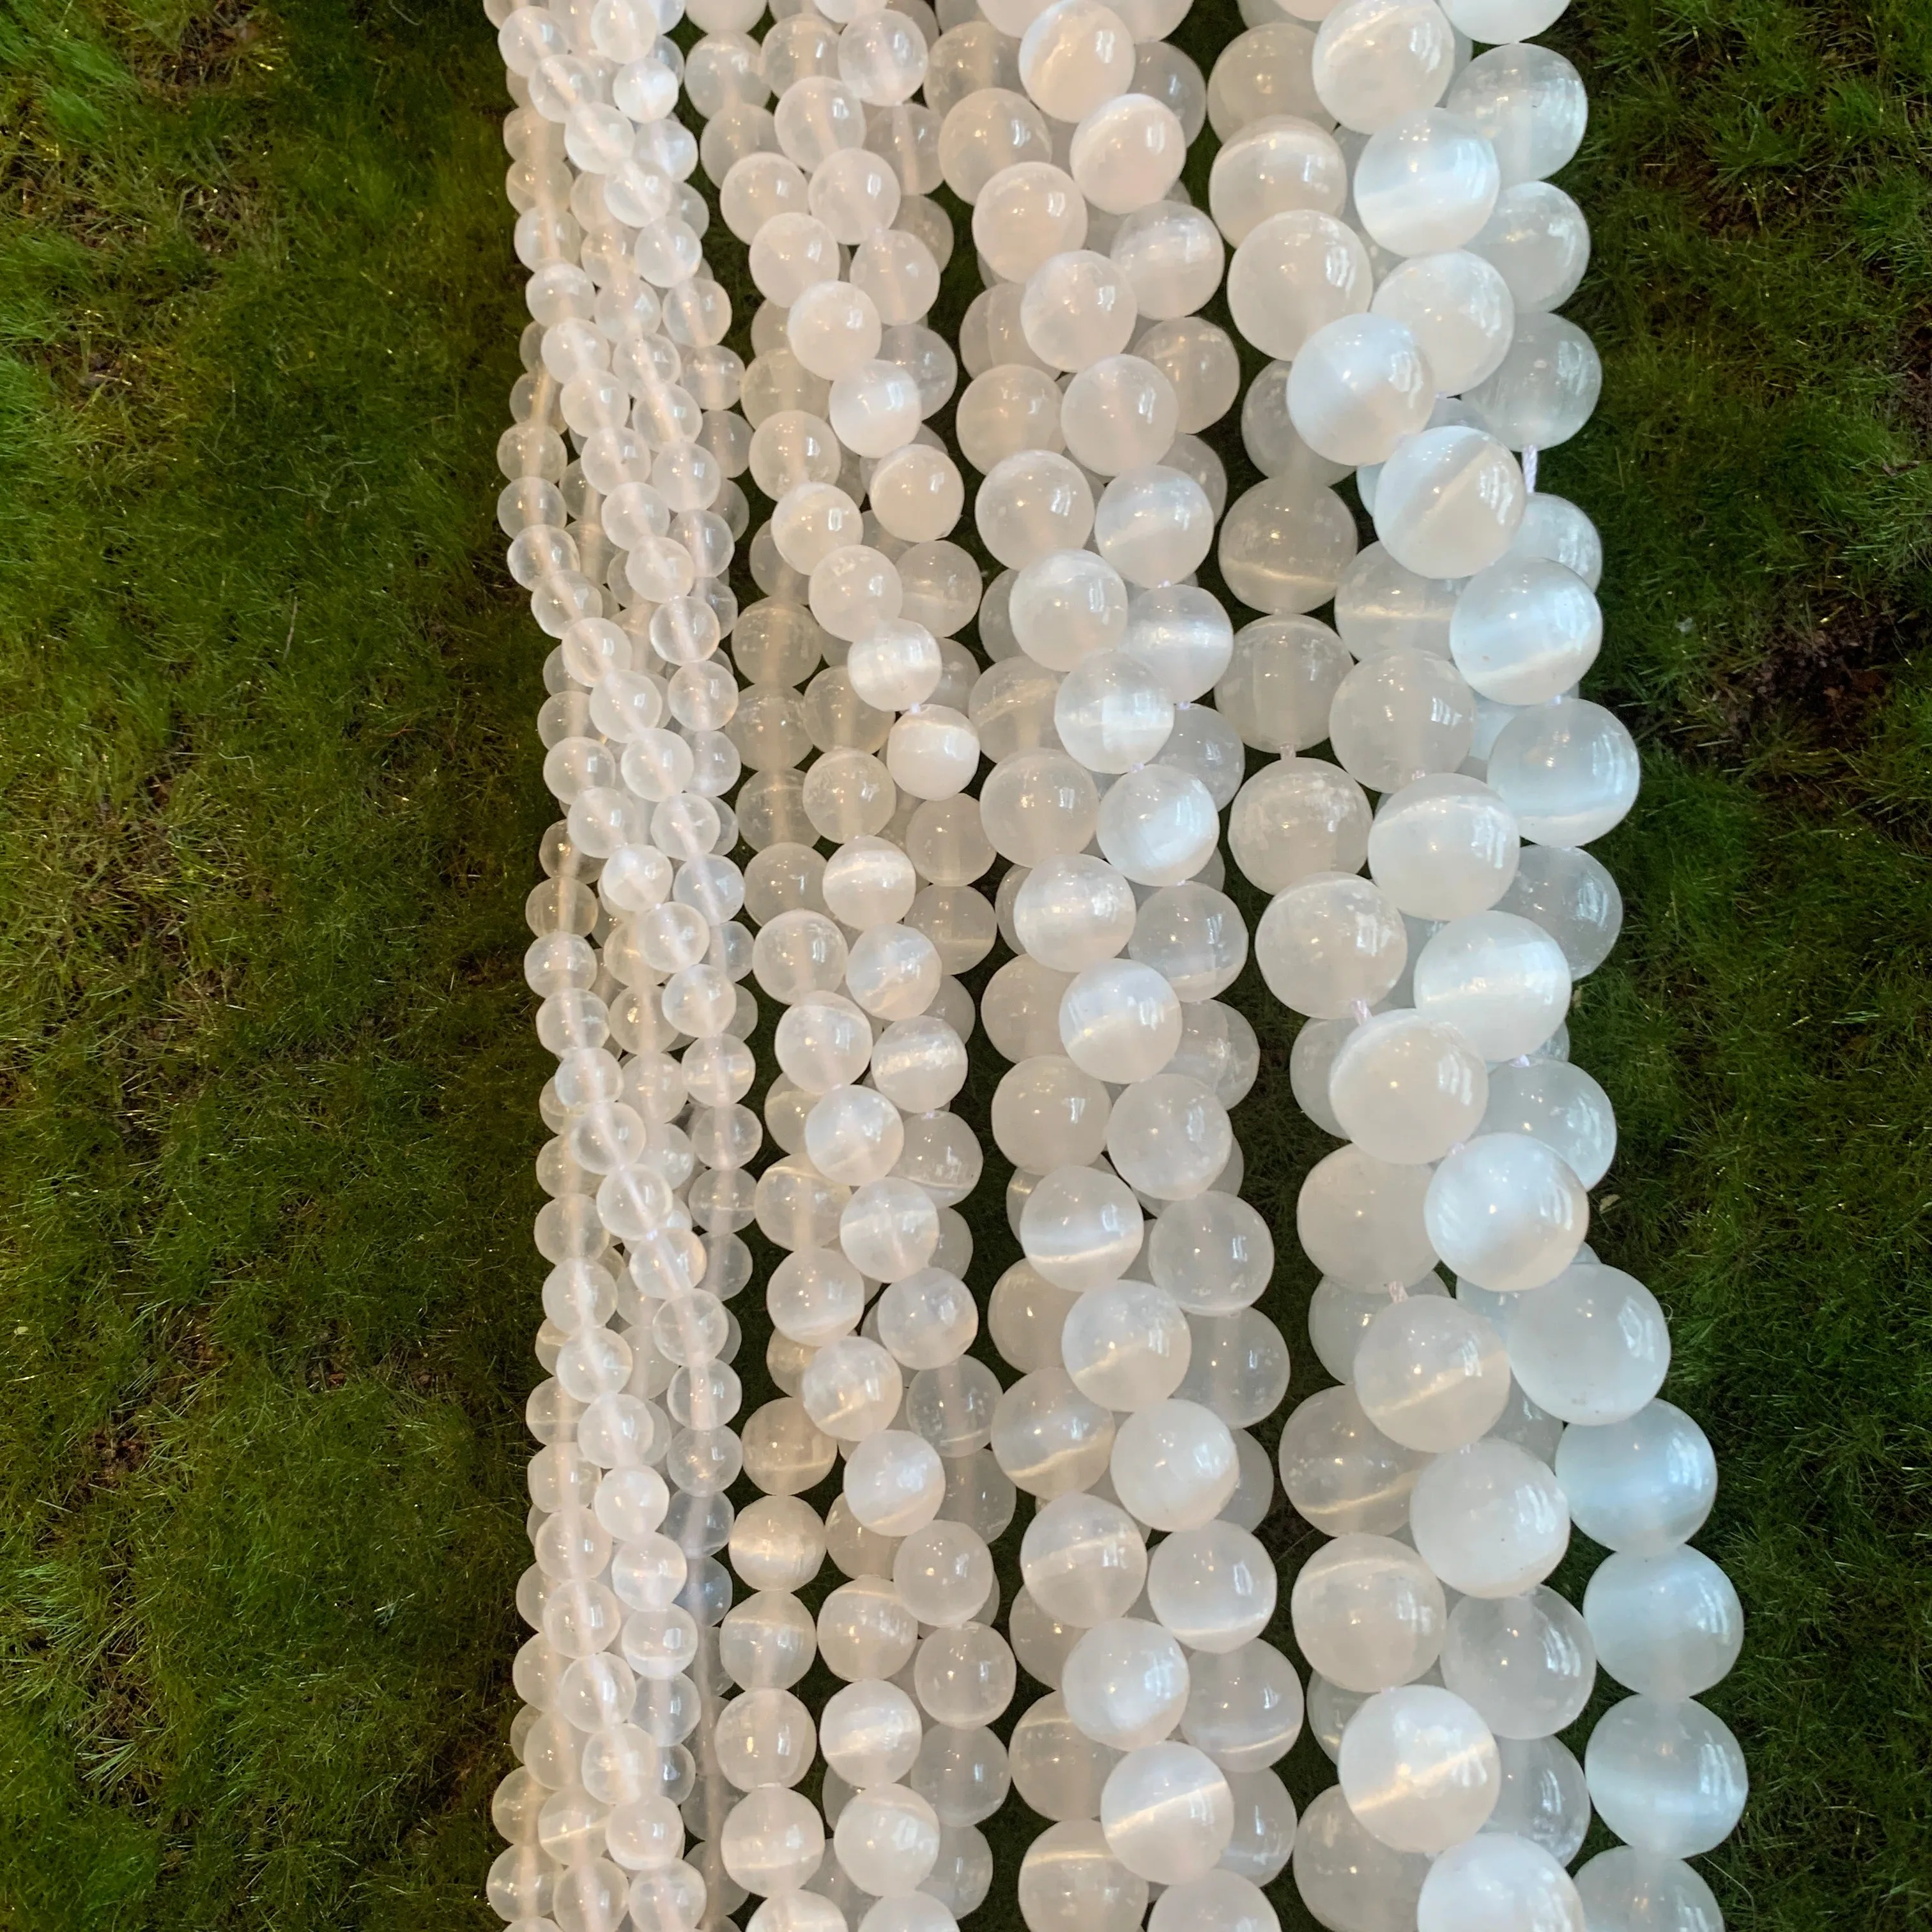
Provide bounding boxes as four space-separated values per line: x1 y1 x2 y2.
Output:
0 1 1928 1929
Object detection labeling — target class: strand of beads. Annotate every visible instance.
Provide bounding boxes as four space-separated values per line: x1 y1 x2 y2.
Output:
489 4 806 1929
686 13 1029 1932
924 12 1331 1932
1203 7 1747 1932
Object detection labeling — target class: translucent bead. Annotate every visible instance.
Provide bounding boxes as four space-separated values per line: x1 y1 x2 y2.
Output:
1022 251 1140 371
845 1429 949 1535
835 1782 943 1894
1584 1697 1747 1859
1011 549 1130 669
819 1575 922 1682
1226 210 1370 363
1018 0 1135 123
1062 1617 1192 1749
1441 1586 1595 1740
1146 1192 1273 1316
1021 1491 1149 1627
1254 873 1406 1018
1506 1264 1668 1424
1229 757 1370 893
721 1784 826 1895
1179 1637 1304 1772
1110 203 1225 323
1450 558 1600 705
1355 1294 1511 1450
1554 1401 1717 1555
1469 181 1591 314
1016 1818 1149 1932
974 160 1088 282
977 450 1097 568
1584 1547 1743 1701
1292 1783 1430 1932
1374 425 1526 580
1410 1439 1571 1598
1111 1399 1239 1529
1466 314 1602 450
1291 1531 1446 1692
1355 109 1501 257
1211 117 1347 243
1099 1741 1233 1882
1487 697 1640 847
1572 1850 1726 1932
1413 911 1571 1061
1486 1735 1591 1864
1061 1278 1192 1411
1208 22 1327 140
1425 1133 1588 1293
993 1055 1114 1170
1215 1777 1298 1887
1328 1009 1487 1163
1311 0 1455 134
1339 1683 1501 1854
992 1365 1117 1494
1015 854 1139 969
1011 1692 1121 1818
1446 44 1588 190
1096 765 1220 888
1218 478 1359 616
1417 1832 1584 1932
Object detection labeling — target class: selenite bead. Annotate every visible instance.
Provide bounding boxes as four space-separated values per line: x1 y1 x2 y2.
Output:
1328 1009 1487 1163
977 450 1098 567
1062 1616 1192 1749
1111 1399 1241 1529
1329 648 1476 790
1219 1769 1298 1885
1425 1133 1588 1294
1062 1278 1193 1411
1286 314 1436 466
1255 873 1407 1018
835 1782 942 1894
1355 1294 1512 1450
1409 1439 1571 1597
1416 1832 1584 1932
629 1860 709 1932
916 1621 1018 1725
1298 1143 1437 1287
1447 43 1587 191
1208 21 1326 139
1217 477 1359 615
1469 181 1591 314
1211 117 1347 242
1226 210 1371 361
1149 1871 1279 1932
974 161 1088 283
1370 249 1515 394
1339 1683 1501 1853
845 1429 948 1535
1354 109 1501 257
956 364 1065 469
1147 1190 1275 1315
1022 1491 1149 1627
1584 1696 1747 1859
1011 548 1130 669
1229 758 1372 892
1093 464 1217 587
1135 315 1242 433
820 1577 922 1683
1020 1162 1144 1290
1334 543 1459 662
1016 1819 1149 1932
1124 585 1235 702
1293 1782 1431 1932
1506 1264 1668 1423
1571 1849 1724 1932
1466 313 1602 449
1100 1740 1234 1881
912 1722 1011 1827
1555 1401 1717 1554
1055 648 1176 770
992 1367 1117 1495
1110 203 1225 323
723 1784 826 1894
895 1519 997 1627
993 1055 1113 1170
1441 1586 1596 1738
1485 1734 1591 1863
1292 1532 1446 1691
1071 94 1189 215
1413 911 1571 1061
1450 558 1601 704
1022 251 1140 371
1311 0 1455 134
1487 696 1641 847
1584 1547 1744 1700
1018 0 1135 123
1096 765 1221 887
1016 854 1140 969
1373 425 1526 579
1146 1521 1276 1652
1443 0 1570 37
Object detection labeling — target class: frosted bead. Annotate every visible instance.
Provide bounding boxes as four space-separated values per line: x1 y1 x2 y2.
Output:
1333 544 1458 663
1062 1278 1193 1411
1374 425 1526 579
1287 315 1435 465
1018 0 1135 123
1070 94 1188 216
1142 1521 1274 1652
830 359 924 459
1207 23 1326 140
1355 110 1501 257
722 1784 826 1895
1441 1586 1595 1740
1355 1294 1511 1449
915 1621 1018 1726
1292 1784 1430 1932
810 148 904 243
836 1783 942 1894
1062 1616 1192 1749
1061 356 1180 477
1119 587 1232 707
1016 855 1139 970
1016 1819 1149 1932
1100 1741 1234 1882
1339 1684 1501 1854
1021 1162 1144 1291
1584 1547 1743 1700
1110 203 1224 323
1487 697 1641 847
1506 1263 1668 1423
1466 314 1602 449
1328 1009 1488 1163
845 1429 948 1535
1554 1401 1717 1555
1584 1697 1747 1859
1255 873 1406 1018
1292 1532 1446 1690
1410 1439 1571 1597
992 1055 1112 1170
871 447 967 546
1211 118 1347 243
1486 1734 1591 1863
1469 182 1591 314
751 212 843 306
1093 465 1216 588
1425 1133 1588 1293
1298 1144 1438 1291
1418 1833 1584 1932
1023 252 1140 371
717 1686 818 1791
1147 1192 1274 1316
1413 912 1571 1061
1311 0 1454 133
1022 1491 1150 1626
1446 44 1587 190
730 1496 827 1594
1572 1850 1726 1932
1112 1399 1240 1529
977 450 1097 567
1330 648 1476 789
1229 757 1371 892
975 162 1089 288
